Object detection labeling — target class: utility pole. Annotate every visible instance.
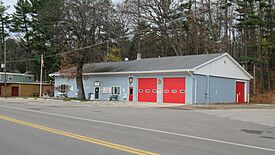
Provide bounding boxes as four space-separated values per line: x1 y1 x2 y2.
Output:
1 15 7 98
253 64 256 95
3 38 6 98
39 54 43 97
137 0 141 55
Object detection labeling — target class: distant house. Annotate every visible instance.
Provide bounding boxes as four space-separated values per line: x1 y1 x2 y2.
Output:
50 53 253 104
0 72 54 97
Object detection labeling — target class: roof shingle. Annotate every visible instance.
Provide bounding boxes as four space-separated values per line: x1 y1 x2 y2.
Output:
54 53 224 75
84 53 224 73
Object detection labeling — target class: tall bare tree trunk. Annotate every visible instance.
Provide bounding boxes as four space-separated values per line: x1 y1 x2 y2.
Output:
224 0 229 53
76 64 85 100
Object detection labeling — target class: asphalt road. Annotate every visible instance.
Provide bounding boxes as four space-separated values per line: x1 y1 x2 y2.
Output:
0 100 275 155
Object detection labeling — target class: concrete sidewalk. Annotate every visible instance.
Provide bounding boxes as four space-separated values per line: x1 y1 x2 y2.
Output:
1 97 275 109
0 98 182 108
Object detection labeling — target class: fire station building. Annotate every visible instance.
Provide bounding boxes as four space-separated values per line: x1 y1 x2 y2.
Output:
50 53 252 104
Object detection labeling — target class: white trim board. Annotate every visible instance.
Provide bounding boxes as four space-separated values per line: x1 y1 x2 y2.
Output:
0 72 34 77
50 69 194 77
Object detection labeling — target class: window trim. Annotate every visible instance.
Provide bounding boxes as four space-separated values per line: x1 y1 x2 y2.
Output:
60 84 66 93
129 87 133 95
8 75 13 81
172 89 177 93
111 86 121 95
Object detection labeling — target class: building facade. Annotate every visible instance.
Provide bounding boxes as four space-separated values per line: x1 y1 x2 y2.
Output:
51 53 252 104
0 72 54 97
0 72 34 83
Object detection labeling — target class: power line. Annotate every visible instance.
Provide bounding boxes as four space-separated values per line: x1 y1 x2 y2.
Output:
6 41 109 63
6 2 231 64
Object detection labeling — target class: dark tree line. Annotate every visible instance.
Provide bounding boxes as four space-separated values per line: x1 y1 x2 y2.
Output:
0 0 274 99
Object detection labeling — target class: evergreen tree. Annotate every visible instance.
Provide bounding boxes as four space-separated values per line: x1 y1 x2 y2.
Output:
236 0 275 92
10 0 62 80
0 0 10 70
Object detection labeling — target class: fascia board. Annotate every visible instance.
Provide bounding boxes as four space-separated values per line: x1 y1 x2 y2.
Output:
51 69 194 77
193 53 227 70
0 72 34 76
84 69 193 75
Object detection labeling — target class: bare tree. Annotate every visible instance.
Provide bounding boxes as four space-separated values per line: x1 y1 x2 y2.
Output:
56 0 115 99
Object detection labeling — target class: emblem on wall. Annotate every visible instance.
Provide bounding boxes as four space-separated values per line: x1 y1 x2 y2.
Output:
128 76 134 85
94 81 100 87
158 78 162 84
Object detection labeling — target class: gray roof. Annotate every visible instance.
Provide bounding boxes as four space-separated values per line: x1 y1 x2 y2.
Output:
55 53 224 75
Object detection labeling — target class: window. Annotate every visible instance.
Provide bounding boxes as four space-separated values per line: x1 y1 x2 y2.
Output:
180 90 185 93
112 86 120 95
8 75 13 81
172 89 177 93
152 89 157 93
60 84 66 93
25 76 32 80
164 89 169 93
145 89 150 93
139 89 143 93
129 88 133 95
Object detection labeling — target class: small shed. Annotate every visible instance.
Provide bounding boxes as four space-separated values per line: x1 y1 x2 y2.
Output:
50 53 252 104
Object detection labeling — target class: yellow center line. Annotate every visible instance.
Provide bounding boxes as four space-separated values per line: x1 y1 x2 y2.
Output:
0 115 159 155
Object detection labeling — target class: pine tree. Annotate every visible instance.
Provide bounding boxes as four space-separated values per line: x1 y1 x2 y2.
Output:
0 1 9 69
10 0 62 80
236 0 275 93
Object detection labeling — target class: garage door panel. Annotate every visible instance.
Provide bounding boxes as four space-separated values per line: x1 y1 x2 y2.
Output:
138 78 157 102
163 78 186 104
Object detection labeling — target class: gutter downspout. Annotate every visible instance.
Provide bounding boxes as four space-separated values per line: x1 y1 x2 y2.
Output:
207 75 210 107
188 71 197 104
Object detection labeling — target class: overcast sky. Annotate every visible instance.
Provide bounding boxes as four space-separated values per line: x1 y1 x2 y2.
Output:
2 0 122 14
2 0 16 13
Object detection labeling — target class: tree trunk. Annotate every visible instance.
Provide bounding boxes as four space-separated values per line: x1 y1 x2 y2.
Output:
267 61 271 91
76 63 86 100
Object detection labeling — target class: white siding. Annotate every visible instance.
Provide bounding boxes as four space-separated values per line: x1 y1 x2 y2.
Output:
194 55 251 80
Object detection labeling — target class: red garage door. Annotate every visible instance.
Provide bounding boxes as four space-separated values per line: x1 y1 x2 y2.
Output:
163 78 186 104
138 78 157 102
